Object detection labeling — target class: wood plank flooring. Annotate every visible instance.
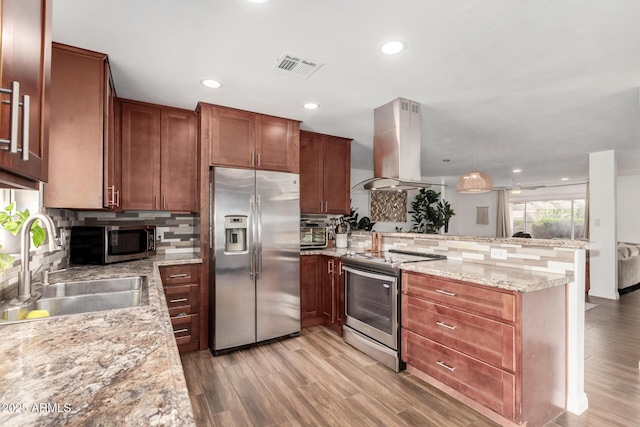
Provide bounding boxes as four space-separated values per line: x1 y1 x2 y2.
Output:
181 290 640 426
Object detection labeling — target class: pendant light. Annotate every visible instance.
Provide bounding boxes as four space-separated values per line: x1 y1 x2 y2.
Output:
510 179 522 195
457 154 494 193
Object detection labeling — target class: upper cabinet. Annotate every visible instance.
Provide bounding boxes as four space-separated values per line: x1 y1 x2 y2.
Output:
120 100 197 212
199 103 300 173
0 0 51 186
45 43 120 210
300 130 351 215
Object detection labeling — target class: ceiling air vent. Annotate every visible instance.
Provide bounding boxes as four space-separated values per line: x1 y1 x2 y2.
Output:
271 52 324 79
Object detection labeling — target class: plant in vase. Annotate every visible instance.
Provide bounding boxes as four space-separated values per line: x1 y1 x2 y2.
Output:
0 202 46 273
409 189 455 234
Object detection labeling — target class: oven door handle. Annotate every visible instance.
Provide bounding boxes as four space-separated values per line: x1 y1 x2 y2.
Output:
342 266 398 283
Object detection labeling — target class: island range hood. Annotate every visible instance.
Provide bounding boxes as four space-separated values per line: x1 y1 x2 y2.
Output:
354 97 442 191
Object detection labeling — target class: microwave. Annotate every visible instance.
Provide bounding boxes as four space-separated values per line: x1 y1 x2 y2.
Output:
300 224 328 249
70 225 156 264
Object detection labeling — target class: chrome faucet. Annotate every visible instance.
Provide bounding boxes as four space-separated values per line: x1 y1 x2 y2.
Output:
17 213 62 302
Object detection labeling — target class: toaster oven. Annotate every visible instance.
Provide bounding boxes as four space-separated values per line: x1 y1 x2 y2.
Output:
300 224 328 249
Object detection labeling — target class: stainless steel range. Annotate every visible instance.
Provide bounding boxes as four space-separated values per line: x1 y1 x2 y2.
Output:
340 249 446 371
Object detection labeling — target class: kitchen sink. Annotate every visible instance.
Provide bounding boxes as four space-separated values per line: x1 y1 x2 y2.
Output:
0 276 149 324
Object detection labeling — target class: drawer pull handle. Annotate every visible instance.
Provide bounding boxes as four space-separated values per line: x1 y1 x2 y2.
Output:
169 273 189 278
170 298 188 303
173 328 189 334
436 361 456 372
436 321 456 330
436 289 456 297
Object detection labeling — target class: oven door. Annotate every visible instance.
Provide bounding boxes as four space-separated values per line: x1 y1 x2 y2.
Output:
343 266 398 350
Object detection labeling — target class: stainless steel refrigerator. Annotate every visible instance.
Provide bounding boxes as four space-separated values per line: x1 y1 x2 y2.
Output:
210 167 300 353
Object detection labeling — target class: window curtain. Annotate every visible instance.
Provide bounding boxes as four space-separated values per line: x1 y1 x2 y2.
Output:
583 181 590 240
496 189 512 238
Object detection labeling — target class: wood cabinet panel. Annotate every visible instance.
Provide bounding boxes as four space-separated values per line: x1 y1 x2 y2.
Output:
256 115 299 173
300 131 351 215
403 272 516 322
164 284 199 317
121 101 161 210
160 264 201 353
45 43 120 209
402 294 516 371
300 255 324 327
323 137 351 214
209 107 254 168
161 108 197 212
0 0 51 184
323 256 344 336
402 330 516 420
121 100 197 212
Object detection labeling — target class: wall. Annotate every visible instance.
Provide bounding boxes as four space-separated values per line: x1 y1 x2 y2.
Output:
617 174 640 243
444 186 498 237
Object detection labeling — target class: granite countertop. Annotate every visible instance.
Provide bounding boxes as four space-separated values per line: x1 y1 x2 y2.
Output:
0 254 200 427
400 259 571 293
300 247 350 257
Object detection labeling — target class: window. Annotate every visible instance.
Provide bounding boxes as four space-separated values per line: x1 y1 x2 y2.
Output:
511 199 585 240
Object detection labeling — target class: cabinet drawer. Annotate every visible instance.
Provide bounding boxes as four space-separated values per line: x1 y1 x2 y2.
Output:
164 284 199 316
171 314 199 348
402 330 515 420
403 272 517 322
402 295 516 371
160 264 200 285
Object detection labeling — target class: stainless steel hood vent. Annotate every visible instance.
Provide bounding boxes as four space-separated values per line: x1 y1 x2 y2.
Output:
354 97 443 191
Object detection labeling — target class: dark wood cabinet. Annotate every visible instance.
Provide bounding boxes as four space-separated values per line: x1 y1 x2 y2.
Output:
0 0 51 186
300 255 324 327
159 263 202 353
323 256 345 336
401 271 566 427
300 131 351 215
120 100 197 212
200 103 300 173
45 43 121 210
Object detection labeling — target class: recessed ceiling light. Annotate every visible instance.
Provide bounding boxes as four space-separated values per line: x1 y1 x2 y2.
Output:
248 0 271 3
380 40 406 55
201 79 222 89
303 102 319 110
512 169 522 173
561 177 569 181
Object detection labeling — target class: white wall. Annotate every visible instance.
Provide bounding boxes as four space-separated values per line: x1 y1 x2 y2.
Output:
589 151 618 300
444 182 498 237
617 174 640 243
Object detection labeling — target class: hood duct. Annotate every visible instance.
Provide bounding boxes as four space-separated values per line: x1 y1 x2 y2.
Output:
355 97 442 191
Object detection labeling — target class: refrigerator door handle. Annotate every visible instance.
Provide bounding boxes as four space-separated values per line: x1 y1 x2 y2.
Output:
256 194 262 280
250 194 256 279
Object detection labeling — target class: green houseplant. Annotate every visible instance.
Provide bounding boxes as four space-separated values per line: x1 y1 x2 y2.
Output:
0 202 46 273
409 189 455 234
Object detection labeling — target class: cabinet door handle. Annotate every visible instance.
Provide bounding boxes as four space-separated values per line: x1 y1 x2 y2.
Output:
173 328 189 334
115 189 120 208
170 298 188 303
328 259 334 274
251 151 255 167
324 201 328 212
20 94 30 160
436 361 456 372
169 273 188 278
436 289 456 297
0 81 21 154
257 152 261 166
436 321 456 330
163 195 166 210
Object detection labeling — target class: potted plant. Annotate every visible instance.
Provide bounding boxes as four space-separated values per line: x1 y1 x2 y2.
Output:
409 189 455 234
0 202 46 273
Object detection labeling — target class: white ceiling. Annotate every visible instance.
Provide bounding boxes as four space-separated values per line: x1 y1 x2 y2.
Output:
52 0 640 188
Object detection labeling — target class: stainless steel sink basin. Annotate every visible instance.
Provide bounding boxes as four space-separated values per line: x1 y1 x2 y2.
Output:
41 276 145 298
0 276 149 324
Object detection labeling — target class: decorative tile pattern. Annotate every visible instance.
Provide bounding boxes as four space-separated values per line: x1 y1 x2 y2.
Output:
370 191 407 222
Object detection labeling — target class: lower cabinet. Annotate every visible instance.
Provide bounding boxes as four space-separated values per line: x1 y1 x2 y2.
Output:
323 256 344 336
300 255 345 335
159 264 201 353
401 271 566 427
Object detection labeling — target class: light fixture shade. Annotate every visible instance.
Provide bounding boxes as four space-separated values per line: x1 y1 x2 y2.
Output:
457 169 494 193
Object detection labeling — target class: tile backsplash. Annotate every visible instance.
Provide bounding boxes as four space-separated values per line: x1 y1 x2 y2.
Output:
0 209 199 300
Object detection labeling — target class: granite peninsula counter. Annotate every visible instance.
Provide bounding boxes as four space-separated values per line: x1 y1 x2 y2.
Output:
0 254 200 427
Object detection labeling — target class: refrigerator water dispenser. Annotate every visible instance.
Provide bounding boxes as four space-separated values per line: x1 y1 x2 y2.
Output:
224 215 248 254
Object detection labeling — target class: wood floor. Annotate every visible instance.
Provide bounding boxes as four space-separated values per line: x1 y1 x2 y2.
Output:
181 290 640 427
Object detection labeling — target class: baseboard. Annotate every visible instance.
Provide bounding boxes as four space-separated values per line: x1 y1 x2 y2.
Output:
566 393 589 415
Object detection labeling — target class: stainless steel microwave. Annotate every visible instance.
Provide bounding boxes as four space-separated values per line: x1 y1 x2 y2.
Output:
70 225 156 264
